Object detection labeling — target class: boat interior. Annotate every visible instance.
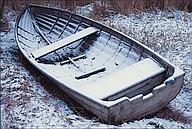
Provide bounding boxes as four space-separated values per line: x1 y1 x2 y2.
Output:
16 5 175 101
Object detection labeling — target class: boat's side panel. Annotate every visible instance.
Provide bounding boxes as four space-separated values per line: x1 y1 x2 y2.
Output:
45 74 110 121
106 71 166 100
51 69 184 123
106 73 184 123
33 55 184 123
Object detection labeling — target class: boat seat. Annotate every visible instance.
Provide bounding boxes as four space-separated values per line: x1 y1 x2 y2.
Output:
79 58 166 99
31 27 98 59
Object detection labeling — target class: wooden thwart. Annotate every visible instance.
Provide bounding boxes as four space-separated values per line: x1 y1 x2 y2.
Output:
31 27 98 59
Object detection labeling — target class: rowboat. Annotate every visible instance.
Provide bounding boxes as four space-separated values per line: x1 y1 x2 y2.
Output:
15 4 185 123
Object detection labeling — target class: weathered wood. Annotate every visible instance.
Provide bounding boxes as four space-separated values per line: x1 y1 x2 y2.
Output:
31 15 51 44
68 57 79 68
79 58 165 99
75 67 106 79
18 26 34 35
31 27 98 59
60 54 86 65
15 5 185 124
49 12 61 34
58 13 73 38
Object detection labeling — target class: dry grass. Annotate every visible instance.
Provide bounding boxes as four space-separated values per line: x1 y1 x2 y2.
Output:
92 0 191 16
3 0 191 13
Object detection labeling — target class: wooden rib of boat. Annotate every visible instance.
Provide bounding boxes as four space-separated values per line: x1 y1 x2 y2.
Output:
15 4 185 123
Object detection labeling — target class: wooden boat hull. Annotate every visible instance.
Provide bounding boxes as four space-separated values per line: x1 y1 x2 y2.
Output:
15 5 184 123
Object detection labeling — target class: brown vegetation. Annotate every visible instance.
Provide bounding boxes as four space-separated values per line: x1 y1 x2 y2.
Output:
3 0 192 13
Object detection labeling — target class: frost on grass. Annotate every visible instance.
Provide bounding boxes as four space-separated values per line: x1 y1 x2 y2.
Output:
1 5 192 129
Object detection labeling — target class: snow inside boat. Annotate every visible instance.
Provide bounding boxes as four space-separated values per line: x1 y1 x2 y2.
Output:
15 4 185 123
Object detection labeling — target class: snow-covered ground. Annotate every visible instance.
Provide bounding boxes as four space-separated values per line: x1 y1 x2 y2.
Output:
1 4 192 128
